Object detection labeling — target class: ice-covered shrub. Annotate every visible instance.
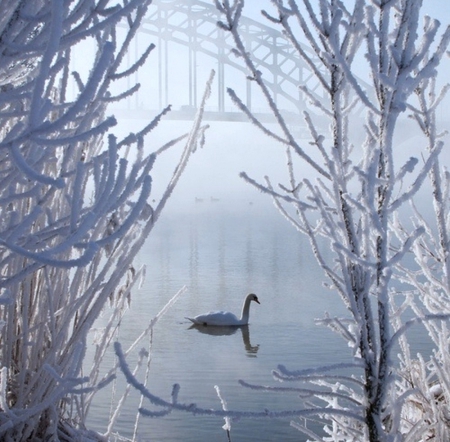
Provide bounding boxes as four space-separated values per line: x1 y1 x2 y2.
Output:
0 1 211 440
213 1 450 440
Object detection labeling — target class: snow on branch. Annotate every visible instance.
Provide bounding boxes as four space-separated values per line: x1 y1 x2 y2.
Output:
110 43 155 80
0 1 214 439
212 0 450 440
114 341 366 423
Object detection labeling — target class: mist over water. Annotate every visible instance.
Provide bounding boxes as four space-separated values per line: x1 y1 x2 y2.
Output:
86 195 350 441
85 4 450 429
84 116 438 441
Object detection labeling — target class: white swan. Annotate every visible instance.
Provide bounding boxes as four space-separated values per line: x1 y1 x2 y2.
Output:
186 293 260 326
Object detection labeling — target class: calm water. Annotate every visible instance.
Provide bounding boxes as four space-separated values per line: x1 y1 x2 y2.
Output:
85 197 432 441
85 198 353 441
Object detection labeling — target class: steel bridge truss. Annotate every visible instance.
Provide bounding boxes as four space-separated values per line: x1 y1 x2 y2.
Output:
128 0 329 119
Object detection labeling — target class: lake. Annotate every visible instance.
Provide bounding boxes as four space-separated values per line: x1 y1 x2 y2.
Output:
82 118 437 441
84 196 358 441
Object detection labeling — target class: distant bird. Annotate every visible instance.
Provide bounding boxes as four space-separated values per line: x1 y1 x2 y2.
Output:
186 293 260 326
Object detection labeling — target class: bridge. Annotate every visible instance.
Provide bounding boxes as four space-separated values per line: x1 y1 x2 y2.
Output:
118 0 327 123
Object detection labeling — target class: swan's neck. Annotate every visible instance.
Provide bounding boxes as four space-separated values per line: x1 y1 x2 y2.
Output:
240 297 252 323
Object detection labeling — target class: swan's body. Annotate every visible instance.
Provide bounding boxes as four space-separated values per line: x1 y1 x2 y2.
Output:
186 293 260 326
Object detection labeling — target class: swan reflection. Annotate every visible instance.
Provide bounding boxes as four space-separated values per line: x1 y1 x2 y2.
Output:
188 324 259 357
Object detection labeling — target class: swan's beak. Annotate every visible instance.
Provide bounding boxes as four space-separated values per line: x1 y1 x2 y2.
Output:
255 298 260 304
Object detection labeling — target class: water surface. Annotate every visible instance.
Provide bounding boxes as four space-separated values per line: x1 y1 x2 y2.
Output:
85 199 355 441
86 199 433 441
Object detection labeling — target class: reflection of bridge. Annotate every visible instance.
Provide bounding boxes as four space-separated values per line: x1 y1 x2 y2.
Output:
121 0 327 122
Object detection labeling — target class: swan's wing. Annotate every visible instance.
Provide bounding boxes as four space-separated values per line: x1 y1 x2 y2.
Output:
187 311 240 326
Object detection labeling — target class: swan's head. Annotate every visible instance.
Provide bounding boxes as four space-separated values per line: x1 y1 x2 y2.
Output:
249 293 260 304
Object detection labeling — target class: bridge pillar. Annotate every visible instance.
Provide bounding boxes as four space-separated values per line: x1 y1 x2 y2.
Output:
188 4 197 109
218 27 225 113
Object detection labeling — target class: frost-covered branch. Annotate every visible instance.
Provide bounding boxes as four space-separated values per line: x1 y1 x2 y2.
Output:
0 1 212 440
114 341 366 423
208 1 450 441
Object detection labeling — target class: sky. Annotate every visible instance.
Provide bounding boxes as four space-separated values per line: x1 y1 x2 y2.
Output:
245 0 450 22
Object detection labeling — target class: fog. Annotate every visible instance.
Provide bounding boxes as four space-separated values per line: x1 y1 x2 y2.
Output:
69 1 450 217
96 0 450 220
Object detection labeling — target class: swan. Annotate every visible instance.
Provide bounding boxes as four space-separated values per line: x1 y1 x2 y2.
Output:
185 293 260 326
